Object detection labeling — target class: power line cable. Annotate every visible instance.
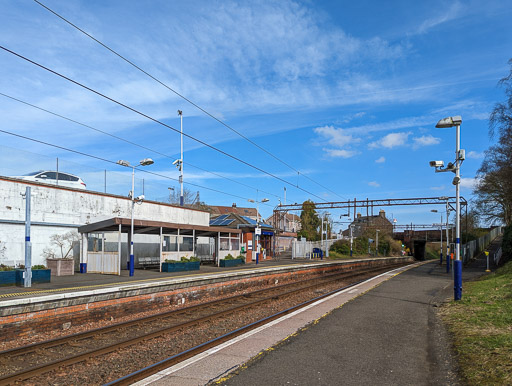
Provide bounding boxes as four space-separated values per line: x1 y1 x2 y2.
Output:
0 91 281 200
0 44 327 202
32 0 345 201
0 127 275 207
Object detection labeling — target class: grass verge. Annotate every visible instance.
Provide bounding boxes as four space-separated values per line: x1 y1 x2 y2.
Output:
440 261 512 385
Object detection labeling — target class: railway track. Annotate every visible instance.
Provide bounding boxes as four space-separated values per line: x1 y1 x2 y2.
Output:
0 261 409 385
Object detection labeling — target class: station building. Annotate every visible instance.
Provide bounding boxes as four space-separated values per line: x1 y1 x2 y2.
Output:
0 176 240 273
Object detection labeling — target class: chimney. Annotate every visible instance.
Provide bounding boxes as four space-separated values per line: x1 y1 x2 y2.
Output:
232 203 237 208
357 213 361 218
379 209 385 218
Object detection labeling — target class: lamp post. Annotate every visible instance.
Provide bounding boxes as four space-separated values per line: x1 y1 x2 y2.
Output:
172 110 184 206
117 158 154 276
431 116 464 300
248 198 269 264
431 209 443 265
375 229 380 256
349 225 354 257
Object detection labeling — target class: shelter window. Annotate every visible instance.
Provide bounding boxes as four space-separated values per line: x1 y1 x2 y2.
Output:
88 234 103 252
230 237 240 251
163 235 178 252
179 236 194 252
220 237 230 251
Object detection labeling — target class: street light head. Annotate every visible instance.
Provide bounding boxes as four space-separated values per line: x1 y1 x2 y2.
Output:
172 159 180 165
139 158 154 166
178 110 182 116
429 160 444 168
117 160 130 167
435 115 462 128
261 198 270 203
247 199 255 203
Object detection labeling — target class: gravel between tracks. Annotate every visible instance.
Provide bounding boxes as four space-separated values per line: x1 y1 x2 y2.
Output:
5 265 406 385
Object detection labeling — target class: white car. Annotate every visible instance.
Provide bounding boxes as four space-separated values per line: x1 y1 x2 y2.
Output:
15 171 87 190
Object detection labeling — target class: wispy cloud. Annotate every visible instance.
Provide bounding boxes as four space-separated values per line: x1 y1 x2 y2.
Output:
375 156 386 163
323 148 359 159
368 132 411 149
413 2 464 35
467 150 484 159
368 181 380 187
314 125 359 147
412 134 441 149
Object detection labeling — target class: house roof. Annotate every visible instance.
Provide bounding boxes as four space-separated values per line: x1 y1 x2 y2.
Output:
209 213 273 230
209 205 258 217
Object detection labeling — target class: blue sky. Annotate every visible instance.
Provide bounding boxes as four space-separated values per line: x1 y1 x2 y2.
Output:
1 0 511 229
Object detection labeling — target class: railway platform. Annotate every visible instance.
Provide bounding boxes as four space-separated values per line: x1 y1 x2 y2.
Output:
135 248 498 386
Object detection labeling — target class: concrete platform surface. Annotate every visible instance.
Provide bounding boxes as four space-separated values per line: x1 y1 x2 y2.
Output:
136 257 493 386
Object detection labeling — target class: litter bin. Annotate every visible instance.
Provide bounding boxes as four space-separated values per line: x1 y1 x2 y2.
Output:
413 240 426 261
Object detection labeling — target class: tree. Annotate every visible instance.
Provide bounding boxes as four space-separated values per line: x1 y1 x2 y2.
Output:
474 59 512 225
168 186 209 210
42 231 80 260
297 200 321 241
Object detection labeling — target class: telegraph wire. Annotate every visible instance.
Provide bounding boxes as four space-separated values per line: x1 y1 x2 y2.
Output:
0 128 275 207
0 91 281 200
0 44 327 202
32 0 345 201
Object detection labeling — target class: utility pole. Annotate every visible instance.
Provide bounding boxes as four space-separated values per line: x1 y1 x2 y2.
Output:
22 186 32 287
178 110 184 206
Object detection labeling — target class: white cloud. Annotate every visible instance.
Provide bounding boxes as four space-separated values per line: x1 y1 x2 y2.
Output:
414 2 464 35
369 132 411 149
412 134 441 149
314 125 359 147
460 177 478 189
430 185 446 191
467 150 484 159
368 181 380 187
323 148 358 158
375 156 386 163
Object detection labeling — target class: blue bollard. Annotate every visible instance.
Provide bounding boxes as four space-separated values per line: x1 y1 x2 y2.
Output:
446 254 450 273
454 260 462 300
440 252 443 265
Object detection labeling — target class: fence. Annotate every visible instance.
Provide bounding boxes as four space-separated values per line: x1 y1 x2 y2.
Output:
461 226 502 264
292 239 336 259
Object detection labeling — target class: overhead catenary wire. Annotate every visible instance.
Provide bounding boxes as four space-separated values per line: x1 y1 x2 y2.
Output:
0 92 281 201
0 128 275 207
32 0 345 201
0 44 327 202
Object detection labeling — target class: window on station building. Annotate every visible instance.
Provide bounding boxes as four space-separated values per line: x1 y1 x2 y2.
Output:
179 236 194 252
220 237 230 250
88 234 103 252
230 236 240 251
163 235 178 252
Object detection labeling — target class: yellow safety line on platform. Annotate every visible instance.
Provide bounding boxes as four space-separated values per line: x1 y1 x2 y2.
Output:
0 262 310 299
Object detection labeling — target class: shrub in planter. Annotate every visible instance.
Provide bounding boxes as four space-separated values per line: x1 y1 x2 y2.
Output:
0 266 16 287
162 257 200 272
15 265 51 286
220 255 244 267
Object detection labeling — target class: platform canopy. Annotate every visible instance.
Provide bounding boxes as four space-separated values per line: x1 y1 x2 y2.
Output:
78 217 242 236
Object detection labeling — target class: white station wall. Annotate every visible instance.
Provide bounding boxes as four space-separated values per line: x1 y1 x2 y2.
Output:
0 178 209 266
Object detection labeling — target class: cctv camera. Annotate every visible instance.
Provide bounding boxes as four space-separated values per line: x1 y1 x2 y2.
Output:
429 160 444 168
452 177 460 186
172 159 179 165
136 195 145 201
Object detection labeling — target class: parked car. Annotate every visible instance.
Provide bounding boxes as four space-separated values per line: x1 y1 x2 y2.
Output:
13 171 86 190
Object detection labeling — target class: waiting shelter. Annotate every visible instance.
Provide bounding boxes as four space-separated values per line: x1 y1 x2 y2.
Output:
78 217 241 274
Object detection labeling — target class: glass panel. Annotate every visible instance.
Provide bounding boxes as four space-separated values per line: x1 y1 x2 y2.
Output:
220 237 230 251
88 235 103 252
163 235 178 252
230 237 240 251
179 236 194 252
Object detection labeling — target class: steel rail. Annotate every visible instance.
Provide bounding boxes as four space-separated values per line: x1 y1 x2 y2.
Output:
106 265 400 385
0 263 406 385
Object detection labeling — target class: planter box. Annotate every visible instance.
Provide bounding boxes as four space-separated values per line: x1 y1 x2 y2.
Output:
0 270 17 287
15 269 51 286
47 258 75 276
219 258 244 268
161 261 200 272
